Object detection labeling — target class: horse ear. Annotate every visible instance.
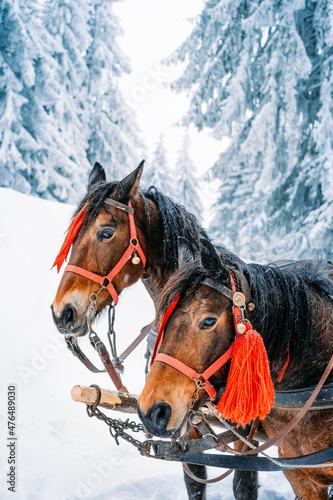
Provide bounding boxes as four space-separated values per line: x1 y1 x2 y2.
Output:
200 239 222 273
88 162 106 191
115 160 145 200
177 236 199 267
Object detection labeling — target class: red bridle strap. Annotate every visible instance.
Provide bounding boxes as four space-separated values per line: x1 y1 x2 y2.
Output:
150 292 181 364
154 347 234 401
64 200 146 305
150 285 236 401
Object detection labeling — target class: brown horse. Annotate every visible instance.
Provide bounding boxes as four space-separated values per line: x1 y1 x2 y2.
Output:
53 162 260 499
138 238 333 499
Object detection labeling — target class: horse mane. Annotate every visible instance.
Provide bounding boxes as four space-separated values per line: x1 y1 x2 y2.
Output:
142 186 209 271
71 183 209 273
243 262 333 367
158 250 333 386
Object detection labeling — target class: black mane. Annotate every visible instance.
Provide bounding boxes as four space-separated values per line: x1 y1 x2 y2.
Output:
143 186 209 271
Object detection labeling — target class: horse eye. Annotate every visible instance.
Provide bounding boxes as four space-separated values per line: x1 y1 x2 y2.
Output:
98 228 114 241
199 317 217 329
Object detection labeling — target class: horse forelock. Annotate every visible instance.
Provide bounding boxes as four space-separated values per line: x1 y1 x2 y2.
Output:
156 257 232 325
71 182 121 230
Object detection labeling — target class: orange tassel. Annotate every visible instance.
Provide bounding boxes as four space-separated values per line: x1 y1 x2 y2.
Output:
216 323 274 427
52 202 88 272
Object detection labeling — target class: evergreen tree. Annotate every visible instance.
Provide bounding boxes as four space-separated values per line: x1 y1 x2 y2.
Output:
0 0 140 203
85 0 140 179
169 0 333 262
176 130 202 221
143 134 175 197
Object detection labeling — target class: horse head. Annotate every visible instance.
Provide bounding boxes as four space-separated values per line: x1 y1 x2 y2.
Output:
138 238 235 437
51 161 147 336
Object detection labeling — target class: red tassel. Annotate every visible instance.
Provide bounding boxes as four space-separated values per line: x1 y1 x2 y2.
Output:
216 323 274 427
52 202 88 272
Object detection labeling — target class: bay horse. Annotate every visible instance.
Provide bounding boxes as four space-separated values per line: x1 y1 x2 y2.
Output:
138 237 333 499
52 162 258 499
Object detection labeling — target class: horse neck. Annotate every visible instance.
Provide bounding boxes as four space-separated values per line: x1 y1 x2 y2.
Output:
137 196 172 311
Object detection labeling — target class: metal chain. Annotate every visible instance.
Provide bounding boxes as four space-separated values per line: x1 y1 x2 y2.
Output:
86 404 153 456
107 305 124 374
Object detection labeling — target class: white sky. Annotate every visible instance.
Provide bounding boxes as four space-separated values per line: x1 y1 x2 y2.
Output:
114 0 223 176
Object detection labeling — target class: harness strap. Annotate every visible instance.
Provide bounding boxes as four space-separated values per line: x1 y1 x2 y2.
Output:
183 418 259 484
118 321 154 363
90 333 128 393
154 347 234 401
150 292 181 364
65 334 105 373
182 446 333 472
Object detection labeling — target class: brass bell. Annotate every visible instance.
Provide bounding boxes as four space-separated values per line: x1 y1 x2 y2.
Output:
236 323 246 335
131 251 141 265
247 302 255 312
233 292 246 307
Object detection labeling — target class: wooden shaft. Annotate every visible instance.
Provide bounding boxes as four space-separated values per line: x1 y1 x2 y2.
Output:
71 385 268 441
71 385 138 414
71 385 223 425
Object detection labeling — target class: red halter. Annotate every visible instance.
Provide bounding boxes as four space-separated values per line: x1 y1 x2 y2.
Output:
150 274 274 426
151 292 232 401
150 276 267 399
55 198 146 305
150 277 241 400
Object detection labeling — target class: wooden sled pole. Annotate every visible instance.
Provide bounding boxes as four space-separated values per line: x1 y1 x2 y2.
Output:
71 385 138 414
71 385 222 425
71 385 268 441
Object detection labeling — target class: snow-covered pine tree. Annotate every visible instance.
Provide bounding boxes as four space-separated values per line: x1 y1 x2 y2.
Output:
0 0 140 203
85 0 140 179
175 130 202 221
0 0 91 202
143 134 176 197
168 0 333 262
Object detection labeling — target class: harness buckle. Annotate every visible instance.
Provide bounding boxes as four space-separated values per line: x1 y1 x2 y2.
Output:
192 377 205 390
102 277 110 287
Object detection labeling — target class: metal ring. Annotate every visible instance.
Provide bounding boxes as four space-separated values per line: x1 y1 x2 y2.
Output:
89 292 98 304
90 384 102 410
188 410 205 426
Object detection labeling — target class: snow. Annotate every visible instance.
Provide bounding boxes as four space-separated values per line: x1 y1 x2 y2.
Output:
0 188 295 499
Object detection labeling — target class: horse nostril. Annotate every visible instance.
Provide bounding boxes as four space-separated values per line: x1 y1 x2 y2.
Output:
149 403 172 432
61 304 77 330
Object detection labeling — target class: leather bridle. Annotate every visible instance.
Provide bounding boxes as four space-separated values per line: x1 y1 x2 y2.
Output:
64 198 146 305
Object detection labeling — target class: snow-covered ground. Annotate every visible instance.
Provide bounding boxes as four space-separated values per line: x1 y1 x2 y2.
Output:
0 188 294 499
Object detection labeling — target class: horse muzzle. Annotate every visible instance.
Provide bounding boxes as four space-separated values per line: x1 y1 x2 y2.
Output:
137 402 178 438
51 303 88 337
